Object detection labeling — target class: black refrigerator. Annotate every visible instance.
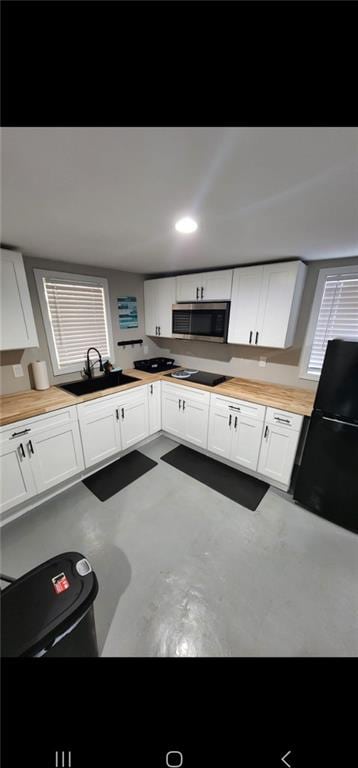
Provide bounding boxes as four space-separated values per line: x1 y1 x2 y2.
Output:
294 339 358 533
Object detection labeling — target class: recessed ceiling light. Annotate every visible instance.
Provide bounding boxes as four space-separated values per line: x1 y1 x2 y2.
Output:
175 216 198 234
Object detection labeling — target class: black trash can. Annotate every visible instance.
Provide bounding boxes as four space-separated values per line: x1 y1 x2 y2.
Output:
0 552 99 658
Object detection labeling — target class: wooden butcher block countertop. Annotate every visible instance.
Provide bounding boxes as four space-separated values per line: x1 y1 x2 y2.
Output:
0 367 315 426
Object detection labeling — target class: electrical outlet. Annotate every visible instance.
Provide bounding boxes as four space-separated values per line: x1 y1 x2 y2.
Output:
259 357 267 368
13 364 24 378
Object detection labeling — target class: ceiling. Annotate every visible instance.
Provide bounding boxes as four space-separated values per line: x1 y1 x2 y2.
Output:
2 127 358 274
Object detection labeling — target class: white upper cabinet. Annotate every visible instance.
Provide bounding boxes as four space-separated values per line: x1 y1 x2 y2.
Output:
0 248 39 350
144 277 176 337
227 266 262 345
176 270 233 302
228 260 306 348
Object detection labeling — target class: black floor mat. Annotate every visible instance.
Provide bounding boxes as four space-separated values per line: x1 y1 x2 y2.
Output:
161 445 269 511
83 450 157 501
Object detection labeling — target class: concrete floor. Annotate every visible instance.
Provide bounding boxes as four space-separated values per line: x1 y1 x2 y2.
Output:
1 436 357 656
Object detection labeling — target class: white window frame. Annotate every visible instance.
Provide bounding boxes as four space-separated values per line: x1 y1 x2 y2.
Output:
34 269 114 376
299 263 358 381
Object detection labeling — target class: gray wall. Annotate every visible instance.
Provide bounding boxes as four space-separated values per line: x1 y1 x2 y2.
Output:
0 255 160 394
1 254 357 395
153 256 358 392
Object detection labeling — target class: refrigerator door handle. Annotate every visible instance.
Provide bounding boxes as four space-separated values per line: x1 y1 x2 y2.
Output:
322 416 358 427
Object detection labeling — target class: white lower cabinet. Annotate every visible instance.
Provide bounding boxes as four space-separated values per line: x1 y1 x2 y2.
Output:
208 395 265 471
148 381 161 435
257 421 301 486
28 420 84 493
0 438 37 514
77 402 121 468
119 390 149 450
0 407 84 515
162 383 210 447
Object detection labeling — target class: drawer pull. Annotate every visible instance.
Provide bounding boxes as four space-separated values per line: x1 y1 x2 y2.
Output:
11 428 31 439
274 417 290 424
19 443 25 458
229 405 241 411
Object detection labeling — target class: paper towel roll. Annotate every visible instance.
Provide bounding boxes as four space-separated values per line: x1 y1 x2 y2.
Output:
32 360 50 390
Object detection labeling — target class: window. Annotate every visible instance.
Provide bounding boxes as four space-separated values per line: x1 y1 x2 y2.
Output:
35 269 114 375
300 264 358 380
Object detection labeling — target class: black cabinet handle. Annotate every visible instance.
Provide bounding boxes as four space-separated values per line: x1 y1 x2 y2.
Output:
183 400 185 411
229 405 240 411
179 399 182 410
255 332 259 344
116 408 119 420
228 414 232 427
11 428 31 439
150 384 153 395
249 331 252 344
264 426 269 438
234 416 238 429
158 326 161 335
28 440 34 455
121 408 124 419
196 287 199 299
19 443 25 458
275 417 290 424
201 287 204 299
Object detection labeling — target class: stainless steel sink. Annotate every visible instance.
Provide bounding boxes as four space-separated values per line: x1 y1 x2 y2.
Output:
58 372 140 397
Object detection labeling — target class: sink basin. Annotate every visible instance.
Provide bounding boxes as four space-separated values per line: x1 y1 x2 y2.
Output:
58 372 140 397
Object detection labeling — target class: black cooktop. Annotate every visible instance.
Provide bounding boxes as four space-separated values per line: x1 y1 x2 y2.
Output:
165 370 231 387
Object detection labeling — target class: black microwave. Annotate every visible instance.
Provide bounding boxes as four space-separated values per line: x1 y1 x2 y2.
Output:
172 302 230 343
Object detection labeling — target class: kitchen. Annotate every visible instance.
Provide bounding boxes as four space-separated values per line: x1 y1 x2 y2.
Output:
0 127 357 661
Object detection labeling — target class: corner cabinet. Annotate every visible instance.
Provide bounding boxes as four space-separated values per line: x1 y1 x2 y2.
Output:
144 277 176 337
176 270 233 302
0 248 39 350
228 260 306 348
162 383 210 448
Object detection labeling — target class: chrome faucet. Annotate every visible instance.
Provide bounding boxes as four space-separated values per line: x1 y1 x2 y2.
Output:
83 347 104 378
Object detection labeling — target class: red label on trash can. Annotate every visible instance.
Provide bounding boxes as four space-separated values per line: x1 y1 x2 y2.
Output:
52 572 70 594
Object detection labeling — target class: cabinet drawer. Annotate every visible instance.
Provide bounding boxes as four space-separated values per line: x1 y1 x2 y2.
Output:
161 382 210 405
265 407 303 431
0 406 78 442
211 393 266 422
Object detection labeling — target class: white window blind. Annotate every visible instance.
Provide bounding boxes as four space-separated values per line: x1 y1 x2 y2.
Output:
37 272 112 373
307 273 358 375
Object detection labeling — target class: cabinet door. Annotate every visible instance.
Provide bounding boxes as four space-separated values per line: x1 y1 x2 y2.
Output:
256 262 303 348
148 382 161 435
0 440 37 514
230 415 263 471
79 404 121 468
182 396 209 448
144 280 158 335
119 394 149 450
176 273 202 302
0 249 39 350
202 270 233 301
227 266 262 345
28 421 84 493
208 401 233 458
156 277 176 337
162 390 183 438
257 422 300 486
